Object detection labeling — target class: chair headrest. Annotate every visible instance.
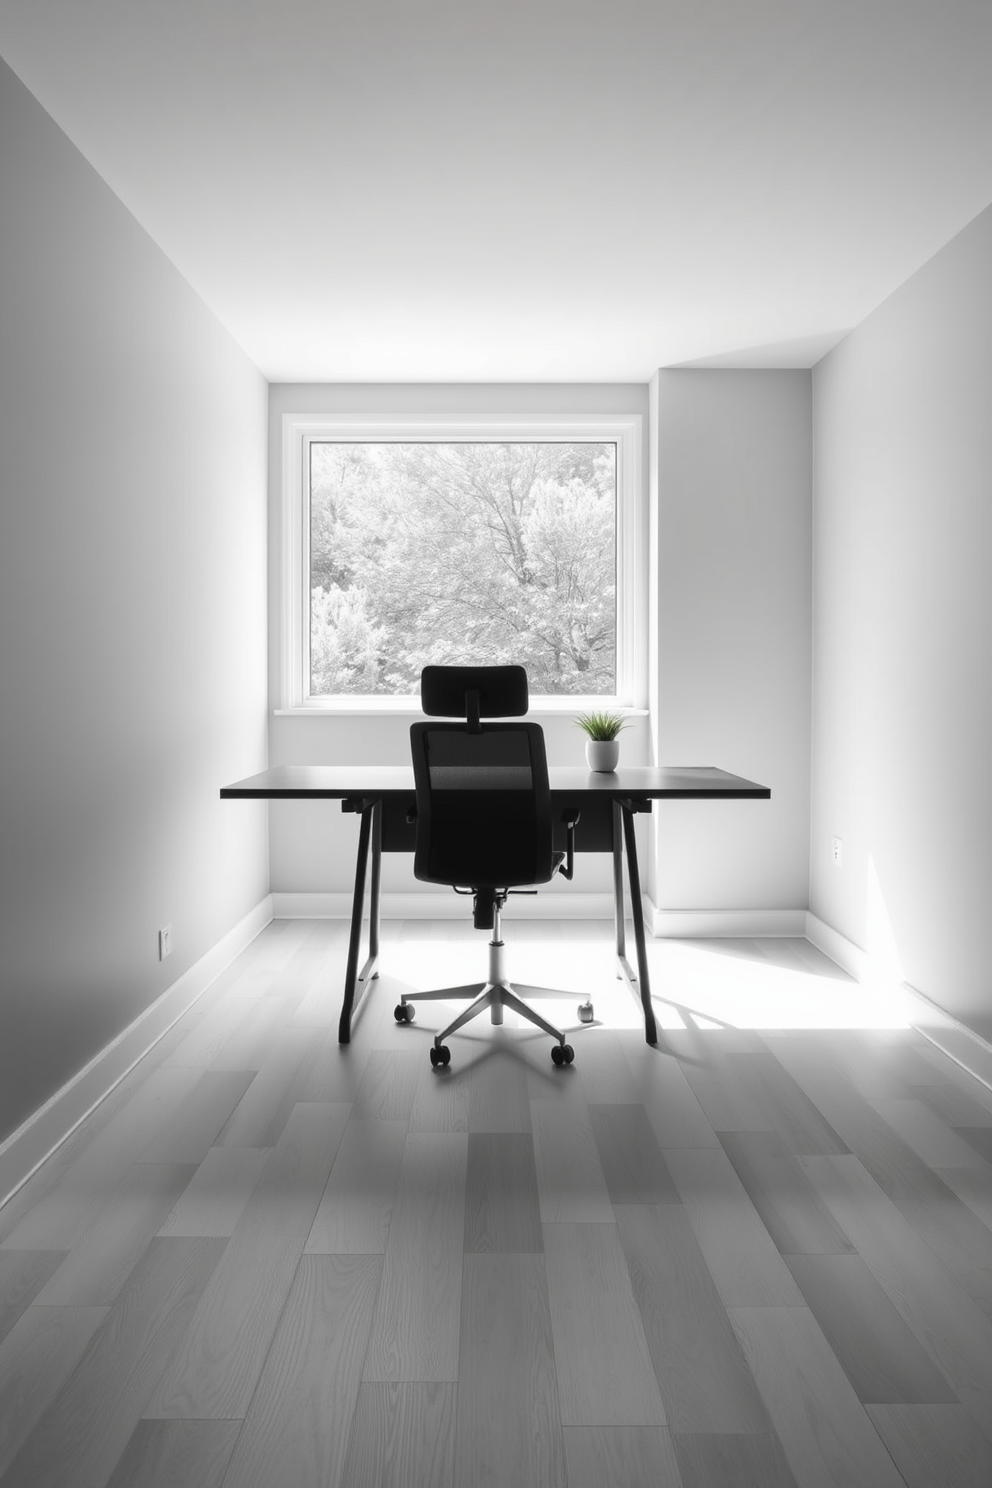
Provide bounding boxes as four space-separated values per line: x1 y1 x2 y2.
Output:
420 665 529 725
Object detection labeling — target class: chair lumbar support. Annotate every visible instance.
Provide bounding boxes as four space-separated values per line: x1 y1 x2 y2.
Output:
395 897 583 1068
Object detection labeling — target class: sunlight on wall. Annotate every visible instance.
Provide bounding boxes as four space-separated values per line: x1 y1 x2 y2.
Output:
865 853 906 991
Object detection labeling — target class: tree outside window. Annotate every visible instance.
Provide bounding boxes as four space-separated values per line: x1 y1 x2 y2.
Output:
309 441 617 696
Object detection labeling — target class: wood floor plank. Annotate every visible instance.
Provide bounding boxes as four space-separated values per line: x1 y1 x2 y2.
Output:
138 1070 255 1161
530 1098 614 1224
146 1103 350 1419
869 1096 991 1169
718 1131 855 1256
0 1304 108 1476
589 1103 681 1205
615 1203 770 1434
726 1053 849 1155
668 1031 772 1133
579 1031 644 1104
953 1125 992 1163
664 1148 805 1306
866 1403 992 1488
463 1131 543 1253
352 1048 421 1122
935 1165 992 1233
800 1153 992 1443
816 1030 941 1098
33 1161 197 1306
162 982 273 1070
288 929 354 1027
0 1237 225 1488
619 1037 721 1149
775 1047 992 1320
156 1146 267 1238
728 1305 906 1488
563 1425 683 1488
218 1253 382 1488
466 1046 534 1131
362 1132 468 1382
543 1222 666 1427
290 1025 374 1104
454 1251 565 1486
342 1382 456 1488
409 1050 471 1131
916 1045 992 1114
0 1248 64 1344
772 1039 981 1210
672 1431 798 1488
257 921 341 1021
207 994 287 1072
105 1420 242 1488
892 1183 992 1326
0 1066 202 1252
214 1027 313 1146
783 1252 957 1404
306 1117 408 1254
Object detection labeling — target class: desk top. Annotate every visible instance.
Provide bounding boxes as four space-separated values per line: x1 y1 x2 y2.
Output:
221 764 770 800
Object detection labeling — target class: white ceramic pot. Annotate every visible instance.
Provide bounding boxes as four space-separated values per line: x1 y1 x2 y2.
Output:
585 739 619 772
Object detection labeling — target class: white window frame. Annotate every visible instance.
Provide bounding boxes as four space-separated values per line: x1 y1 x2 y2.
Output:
277 414 646 713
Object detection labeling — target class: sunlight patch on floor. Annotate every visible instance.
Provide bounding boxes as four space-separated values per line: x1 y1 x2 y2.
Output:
390 933 913 1033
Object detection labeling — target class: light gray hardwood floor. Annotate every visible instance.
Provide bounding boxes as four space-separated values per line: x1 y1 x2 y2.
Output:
2 918 992 1488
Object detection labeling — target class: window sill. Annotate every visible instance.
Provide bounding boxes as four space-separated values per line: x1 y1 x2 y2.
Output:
275 701 649 719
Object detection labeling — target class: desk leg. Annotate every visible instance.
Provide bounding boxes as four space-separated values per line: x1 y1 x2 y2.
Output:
338 800 381 1044
612 800 658 1045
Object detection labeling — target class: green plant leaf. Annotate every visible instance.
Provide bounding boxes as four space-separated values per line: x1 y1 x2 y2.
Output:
574 710 626 741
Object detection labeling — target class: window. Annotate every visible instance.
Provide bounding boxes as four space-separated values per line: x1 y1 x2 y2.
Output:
279 416 643 710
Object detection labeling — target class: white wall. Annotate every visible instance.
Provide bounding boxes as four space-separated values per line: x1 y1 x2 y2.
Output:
811 202 992 1041
267 383 649 901
0 59 269 1142
650 370 813 912
267 377 812 920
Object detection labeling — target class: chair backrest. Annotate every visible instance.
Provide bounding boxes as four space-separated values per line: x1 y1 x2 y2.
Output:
410 666 556 889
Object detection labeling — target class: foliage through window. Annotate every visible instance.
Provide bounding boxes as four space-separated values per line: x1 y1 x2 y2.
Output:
308 441 617 696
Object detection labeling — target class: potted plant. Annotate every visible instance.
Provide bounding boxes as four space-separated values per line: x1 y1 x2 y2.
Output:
575 710 626 771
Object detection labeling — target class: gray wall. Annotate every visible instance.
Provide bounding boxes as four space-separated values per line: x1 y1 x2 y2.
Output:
0 60 270 1142
651 370 813 911
811 202 992 1041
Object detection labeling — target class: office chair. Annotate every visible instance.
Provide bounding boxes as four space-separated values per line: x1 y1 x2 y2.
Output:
394 664 592 1068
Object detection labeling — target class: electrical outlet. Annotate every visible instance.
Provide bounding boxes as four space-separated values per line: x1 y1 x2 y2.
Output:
831 837 843 867
159 924 173 959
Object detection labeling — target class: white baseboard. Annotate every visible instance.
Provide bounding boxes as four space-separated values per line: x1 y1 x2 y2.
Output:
805 911 992 1095
273 892 807 938
804 911 870 982
650 907 808 938
0 895 274 1211
272 890 617 920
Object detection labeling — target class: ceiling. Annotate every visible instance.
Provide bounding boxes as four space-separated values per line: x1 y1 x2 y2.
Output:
2 0 991 382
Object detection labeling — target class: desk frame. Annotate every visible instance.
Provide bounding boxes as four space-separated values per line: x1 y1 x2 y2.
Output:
338 792 658 1044
220 764 770 1048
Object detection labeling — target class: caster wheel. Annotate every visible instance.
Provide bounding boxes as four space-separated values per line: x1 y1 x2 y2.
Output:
551 1043 575 1067
577 1001 594 1024
430 1044 451 1068
394 1003 415 1023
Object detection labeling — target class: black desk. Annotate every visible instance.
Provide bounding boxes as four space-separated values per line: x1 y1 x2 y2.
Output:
221 764 770 1045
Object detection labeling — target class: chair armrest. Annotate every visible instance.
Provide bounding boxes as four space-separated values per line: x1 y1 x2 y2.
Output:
558 807 580 880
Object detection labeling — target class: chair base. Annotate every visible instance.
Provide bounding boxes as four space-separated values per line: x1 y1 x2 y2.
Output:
395 906 592 1066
